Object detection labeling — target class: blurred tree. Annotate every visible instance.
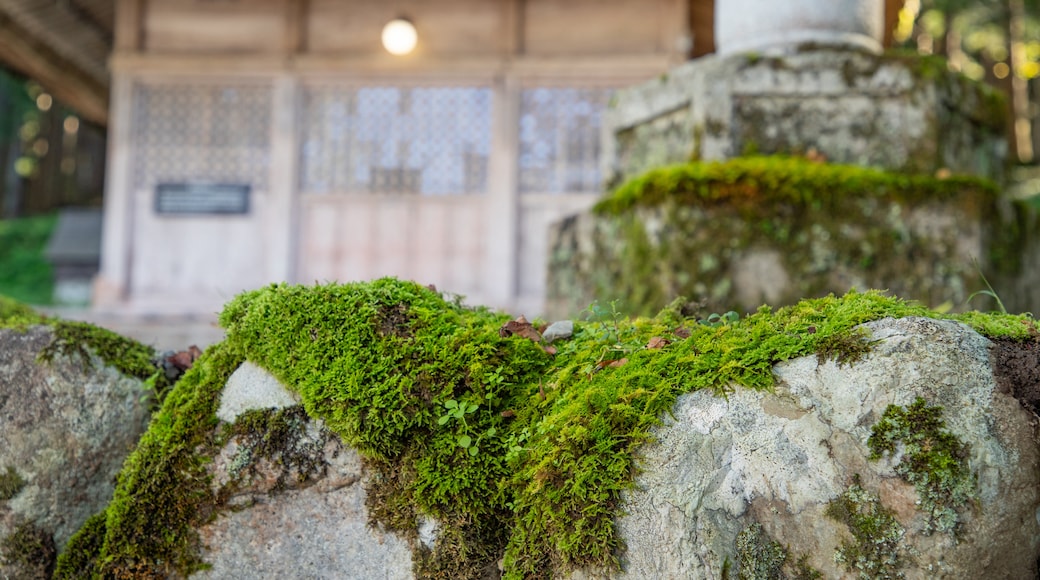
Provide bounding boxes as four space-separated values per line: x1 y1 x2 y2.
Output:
0 69 34 218
0 68 106 219
895 0 1040 162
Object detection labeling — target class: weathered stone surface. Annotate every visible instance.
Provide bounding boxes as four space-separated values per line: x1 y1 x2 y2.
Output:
608 317 1040 579
196 365 416 579
0 326 152 578
603 49 1006 185
546 192 1008 318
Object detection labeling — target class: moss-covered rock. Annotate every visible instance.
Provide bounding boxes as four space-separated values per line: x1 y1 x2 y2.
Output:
53 278 1040 579
0 324 156 579
548 155 1040 319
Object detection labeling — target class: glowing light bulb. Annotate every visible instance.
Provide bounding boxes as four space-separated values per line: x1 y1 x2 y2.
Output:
382 18 417 56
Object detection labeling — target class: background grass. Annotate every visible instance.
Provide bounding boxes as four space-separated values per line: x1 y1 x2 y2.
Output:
0 213 55 305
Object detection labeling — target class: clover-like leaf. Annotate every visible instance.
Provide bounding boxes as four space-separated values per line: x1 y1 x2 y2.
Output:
458 435 472 448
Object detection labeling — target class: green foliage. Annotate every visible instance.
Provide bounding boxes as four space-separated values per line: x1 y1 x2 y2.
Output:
0 465 25 501
868 398 974 534
0 214 56 305
825 478 905 580
594 156 997 215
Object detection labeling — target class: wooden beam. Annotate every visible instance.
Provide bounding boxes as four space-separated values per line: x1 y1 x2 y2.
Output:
690 0 714 57
503 0 523 56
286 0 308 54
114 0 143 52
0 12 108 126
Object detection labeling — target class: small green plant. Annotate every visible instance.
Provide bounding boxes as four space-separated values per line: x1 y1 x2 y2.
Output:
701 311 740 328
967 257 1007 314
438 399 481 455
438 391 503 457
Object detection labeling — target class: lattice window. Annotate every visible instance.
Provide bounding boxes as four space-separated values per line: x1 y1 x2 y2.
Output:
300 86 492 195
519 88 614 194
131 84 272 190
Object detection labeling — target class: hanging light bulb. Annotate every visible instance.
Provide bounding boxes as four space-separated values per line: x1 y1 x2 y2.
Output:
381 17 417 56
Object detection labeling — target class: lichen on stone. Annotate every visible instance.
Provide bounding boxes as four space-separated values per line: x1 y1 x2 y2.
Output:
736 522 787 579
825 477 906 579
868 397 974 535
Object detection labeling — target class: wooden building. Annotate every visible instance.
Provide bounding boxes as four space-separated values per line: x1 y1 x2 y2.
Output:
0 0 901 316
93 0 710 316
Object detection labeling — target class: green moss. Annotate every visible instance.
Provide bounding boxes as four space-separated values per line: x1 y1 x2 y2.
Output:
1 521 56 578
825 478 905 579
0 465 26 501
55 278 1036 578
52 512 106 579
594 156 997 216
868 398 974 535
52 340 245 578
579 156 1006 317
0 295 46 329
949 311 1038 340
39 320 172 403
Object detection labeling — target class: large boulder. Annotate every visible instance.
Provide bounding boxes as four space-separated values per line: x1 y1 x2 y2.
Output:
613 317 1040 579
0 326 153 579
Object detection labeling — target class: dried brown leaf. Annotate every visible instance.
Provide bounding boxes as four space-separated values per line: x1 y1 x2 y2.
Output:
499 315 543 342
646 336 670 349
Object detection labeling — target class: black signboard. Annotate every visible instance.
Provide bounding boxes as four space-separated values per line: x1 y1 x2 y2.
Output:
155 183 251 215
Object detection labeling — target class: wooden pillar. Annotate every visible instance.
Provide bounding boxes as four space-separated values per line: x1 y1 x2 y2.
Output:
484 75 521 309
268 75 300 284
93 76 135 307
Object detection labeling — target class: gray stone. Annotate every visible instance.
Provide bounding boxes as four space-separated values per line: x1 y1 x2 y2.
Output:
196 363 423 579
217 360 301 423
542 320 574 343
608 317 1040 579
0 326 152 578
602 49 1006 185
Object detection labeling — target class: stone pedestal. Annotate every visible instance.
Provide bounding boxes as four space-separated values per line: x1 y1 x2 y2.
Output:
715 0 884 56
602 49 1007 187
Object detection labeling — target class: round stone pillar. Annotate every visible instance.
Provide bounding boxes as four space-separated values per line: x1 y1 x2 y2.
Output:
715 0 884 56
